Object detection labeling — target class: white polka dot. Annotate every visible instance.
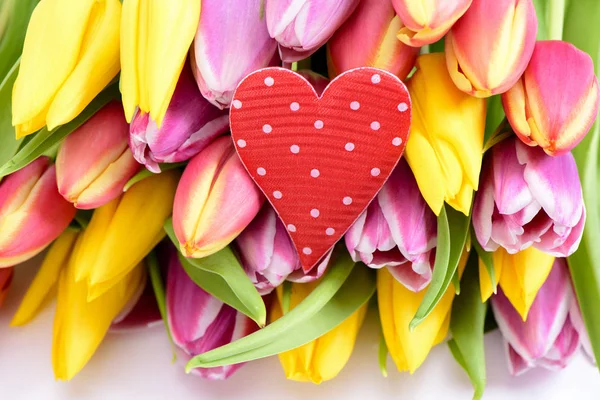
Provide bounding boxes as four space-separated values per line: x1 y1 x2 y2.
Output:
310 169 320 178
303 247 312 255
345 142 355 152
371 74 381 84
273 191 282 199
343 196 353 205
287 224 296 232
325 228 335 236
392 137 403 146
262 124 272 134
371 121 381 131
290 144 300 154
314 120 324 129
350 101 360 110
310 209 320 218
398 102 408 112
371 168 381 177
237 139 246 148
232 99 242 109
264 77 274 86
257 167 266 176
290 102 300 111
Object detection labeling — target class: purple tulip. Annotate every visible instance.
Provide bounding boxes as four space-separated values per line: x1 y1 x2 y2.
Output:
129 65 229 173
345 159 437 292
265 0 360 62
473 137 585 257
492 258 589 375
166 247 258 380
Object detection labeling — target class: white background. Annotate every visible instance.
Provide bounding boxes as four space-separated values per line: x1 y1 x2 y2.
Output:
0 256 598 400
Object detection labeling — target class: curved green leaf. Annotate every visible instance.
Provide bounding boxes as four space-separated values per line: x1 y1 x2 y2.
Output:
471 228 496 293
0 0 38 79
164 218 266 327
0 60 21 170
186 262 375 371
411 205 470 329
123 162 186 191
147 252 176 362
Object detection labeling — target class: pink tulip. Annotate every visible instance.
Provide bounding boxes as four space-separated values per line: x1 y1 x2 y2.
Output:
492 258 586 375
173 136 264 259
266 0 359 62
502 40 600 156
111 278 162 331
392 0 472 47
569 296 596 364
473 137 585 257
345 159 437 292
129 65 229 173
446 0 538 97
191 0 279 109
327 0 418 80
0 157 76 268
56 101 141 209
167 247 258 379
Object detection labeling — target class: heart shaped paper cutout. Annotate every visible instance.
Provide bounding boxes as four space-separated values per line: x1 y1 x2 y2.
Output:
230 67 411 271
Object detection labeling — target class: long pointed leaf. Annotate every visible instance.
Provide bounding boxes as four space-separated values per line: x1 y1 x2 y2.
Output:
0 0 38 78
0 60 21 169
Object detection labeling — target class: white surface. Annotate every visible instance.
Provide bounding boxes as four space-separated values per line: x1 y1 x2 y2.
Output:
0 257 599 400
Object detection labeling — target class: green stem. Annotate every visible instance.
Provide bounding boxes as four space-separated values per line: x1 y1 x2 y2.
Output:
547 0 566 40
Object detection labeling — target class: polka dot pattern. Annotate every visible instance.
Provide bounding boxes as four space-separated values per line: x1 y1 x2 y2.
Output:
230 67 411 270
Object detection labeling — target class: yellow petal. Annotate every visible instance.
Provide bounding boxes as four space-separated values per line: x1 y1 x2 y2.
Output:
479 256 501 302
11 228 79 326
119 0 141 122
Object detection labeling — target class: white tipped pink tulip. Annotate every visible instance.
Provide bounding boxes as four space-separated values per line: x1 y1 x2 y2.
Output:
191 0 279 109
266 0 360 62
345 159 437 292
492 258 586 375
473 137 585 257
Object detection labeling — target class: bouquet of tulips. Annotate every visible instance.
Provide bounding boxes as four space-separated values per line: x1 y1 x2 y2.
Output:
1 0 599 397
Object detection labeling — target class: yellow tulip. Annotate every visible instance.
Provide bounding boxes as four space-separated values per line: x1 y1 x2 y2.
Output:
120 0 201 125
479 247 555 321
75 170 178 300
12 0 121 138
271 281 367 384
404 53 486 216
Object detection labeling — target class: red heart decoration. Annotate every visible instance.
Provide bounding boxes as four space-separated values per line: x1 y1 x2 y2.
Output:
230 67 411 271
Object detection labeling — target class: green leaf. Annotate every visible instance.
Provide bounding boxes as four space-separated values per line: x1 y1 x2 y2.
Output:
448 252 487 400
563 0 600 373
0 83 120 178
185 259 375 371
0 0 38 79
532 0 549 40
123 162 186 191
0 60 21 170
163 218 266 327
483 96 505 146
410 205 470 329
378 317 389 378
471 227 496 293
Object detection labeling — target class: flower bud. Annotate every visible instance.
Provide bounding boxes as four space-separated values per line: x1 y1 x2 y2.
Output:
173 137 264 259
0 157 75 268
327 0 418 80
129 66 229 173
446 0 538 97
392 0 472 46
56 101 141 209
502 40 600 155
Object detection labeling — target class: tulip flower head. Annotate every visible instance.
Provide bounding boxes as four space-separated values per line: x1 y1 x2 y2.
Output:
446 0 538 97
502 40 600 156
473 137 585 258
393 0 472 47
346 159 437 292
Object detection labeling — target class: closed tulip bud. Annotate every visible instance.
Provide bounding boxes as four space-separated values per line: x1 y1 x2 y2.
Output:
473 137 585 258
404 53 486 216
12 0 120 138
502 41 600 156
446 0 538 98
0 157 76 268
191 0 278 109
266 0 359 63
173 136 264 259
327 0 418 80
129 66 229 173
120 0 200 124
167 248 258 379
56 102 141 209
271 280 367 383
0 267 13 307
492 258 583 375
346 159 437 292
393 0 472 47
